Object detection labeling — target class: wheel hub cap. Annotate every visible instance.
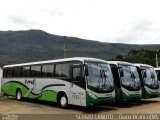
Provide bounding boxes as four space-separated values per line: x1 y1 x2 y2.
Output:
60 96 66 106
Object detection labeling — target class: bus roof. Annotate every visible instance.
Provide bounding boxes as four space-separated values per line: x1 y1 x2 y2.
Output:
134 63 153 68
154 68 160 70
107 61 134 66
3 57 109 68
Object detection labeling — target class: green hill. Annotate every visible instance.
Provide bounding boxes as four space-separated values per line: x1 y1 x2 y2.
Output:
0 30 160 64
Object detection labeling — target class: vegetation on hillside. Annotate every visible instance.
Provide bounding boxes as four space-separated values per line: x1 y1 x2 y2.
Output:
108 49 160 67
0 30 160 64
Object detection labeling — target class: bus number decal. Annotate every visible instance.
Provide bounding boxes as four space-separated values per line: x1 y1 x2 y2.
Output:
72 92 80 99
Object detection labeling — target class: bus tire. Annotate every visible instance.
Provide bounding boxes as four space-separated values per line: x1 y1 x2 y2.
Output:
16 89 22 101
58 93 68 108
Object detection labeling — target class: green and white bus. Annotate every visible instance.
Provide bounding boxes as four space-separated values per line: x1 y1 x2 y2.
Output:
108 61 142 103
0 67 2 93
155 68 160 96
135 64 159 99
1 57 115 108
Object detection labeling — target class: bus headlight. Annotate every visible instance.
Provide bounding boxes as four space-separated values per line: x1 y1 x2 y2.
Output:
123 89 129 96
88 92 97 99
140 89 142 95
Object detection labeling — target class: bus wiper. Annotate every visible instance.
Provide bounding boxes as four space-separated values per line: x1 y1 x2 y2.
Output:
130 72 135 79
101 70 112 89
97 70 103 89
151 73 158 87
98 70 106 89
130 72 137 89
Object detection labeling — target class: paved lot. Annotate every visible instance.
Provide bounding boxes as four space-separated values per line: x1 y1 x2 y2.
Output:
0 95 160 120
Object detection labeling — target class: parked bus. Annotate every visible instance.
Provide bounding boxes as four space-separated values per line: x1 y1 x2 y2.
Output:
0 67 2 93
108 61 141 103
154 68 160 96
1 57 115 108
135 64 159 99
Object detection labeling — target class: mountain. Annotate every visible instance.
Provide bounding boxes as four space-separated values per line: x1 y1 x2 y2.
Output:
0 29 160 64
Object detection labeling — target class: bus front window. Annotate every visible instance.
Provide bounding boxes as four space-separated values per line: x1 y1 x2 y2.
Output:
119 64 141 90
142 67 159 89
86 62 114 92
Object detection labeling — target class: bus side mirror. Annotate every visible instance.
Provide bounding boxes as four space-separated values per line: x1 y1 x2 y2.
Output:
141 69 147 78
158 73 160 81
144 72 147 78
85 65 89 76
118 67 124 77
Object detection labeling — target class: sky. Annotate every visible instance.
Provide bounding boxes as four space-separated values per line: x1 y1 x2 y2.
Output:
0 0 160 44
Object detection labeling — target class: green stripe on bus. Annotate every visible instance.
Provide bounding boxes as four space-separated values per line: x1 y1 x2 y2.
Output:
41 84 65 91
1 81 64 102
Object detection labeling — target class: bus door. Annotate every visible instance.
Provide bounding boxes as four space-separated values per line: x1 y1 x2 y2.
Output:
70 64 83 106
110 64 121 89
139 68 147 97
110 64 122 103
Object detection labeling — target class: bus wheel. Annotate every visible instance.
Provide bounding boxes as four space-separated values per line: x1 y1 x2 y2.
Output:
58 93 68 108
16 89 22 101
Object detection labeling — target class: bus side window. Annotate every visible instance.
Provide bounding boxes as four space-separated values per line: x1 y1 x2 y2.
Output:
7 68 13 77
22 67 30 77
31 66 41 77
72 67 81 82
13 67 21 77
30 66 35 77
3 68 7 78
61 63 70 78
42 64 54 77
55 63 70 79
47 64 54 77
42 65 47 77
55 64 61 77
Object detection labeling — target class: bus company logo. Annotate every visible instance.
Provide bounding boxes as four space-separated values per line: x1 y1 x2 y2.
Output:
25 79 35 85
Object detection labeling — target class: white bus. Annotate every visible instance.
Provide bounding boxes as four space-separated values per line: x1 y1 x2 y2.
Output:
1 57 115 108
108 61 142 103
135 64 159 99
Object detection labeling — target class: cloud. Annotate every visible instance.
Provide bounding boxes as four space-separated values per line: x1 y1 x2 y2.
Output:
132 21 153 32
1 0 160 44
49 8 64 16
7 15 38 29
111 20 160 44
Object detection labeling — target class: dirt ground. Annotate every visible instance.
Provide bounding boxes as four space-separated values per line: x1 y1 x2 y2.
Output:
0 95 160 120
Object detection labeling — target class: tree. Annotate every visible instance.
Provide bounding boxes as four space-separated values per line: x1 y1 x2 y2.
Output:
108 49 160 67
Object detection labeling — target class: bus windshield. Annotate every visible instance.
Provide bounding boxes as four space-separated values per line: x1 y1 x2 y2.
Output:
142 67 159 89
119 64 141 90
86 62 114 92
